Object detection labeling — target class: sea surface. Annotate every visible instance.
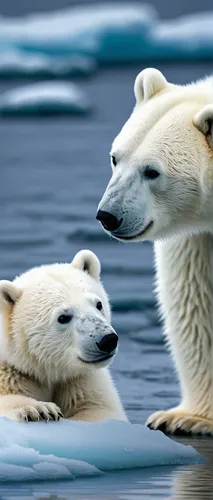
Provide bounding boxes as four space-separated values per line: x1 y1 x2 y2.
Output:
1 61 213 499
1 0 213 498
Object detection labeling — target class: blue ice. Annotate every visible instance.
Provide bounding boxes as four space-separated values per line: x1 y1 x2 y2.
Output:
154 11 213 59
0 82 90 116
0 3 212 79
0 3 156 62
0 46 96 77
0 418 202 482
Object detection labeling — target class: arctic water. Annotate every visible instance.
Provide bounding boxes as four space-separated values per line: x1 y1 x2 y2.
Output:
1 0 213 498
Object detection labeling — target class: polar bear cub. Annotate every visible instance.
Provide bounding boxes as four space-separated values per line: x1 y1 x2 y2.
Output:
0 250 127 423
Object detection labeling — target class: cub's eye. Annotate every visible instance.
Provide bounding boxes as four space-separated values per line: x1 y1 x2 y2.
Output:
58 314 73 325
96 301 103 311
111 156 117 167
144 166 160 180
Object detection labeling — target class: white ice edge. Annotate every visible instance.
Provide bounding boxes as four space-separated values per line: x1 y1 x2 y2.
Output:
0 418 202 482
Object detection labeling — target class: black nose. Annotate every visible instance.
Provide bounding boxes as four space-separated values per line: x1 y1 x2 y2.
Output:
96 210 123 232
97 333 118 354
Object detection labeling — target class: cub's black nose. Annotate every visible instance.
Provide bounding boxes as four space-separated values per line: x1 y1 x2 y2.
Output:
96 210 123 232
97 333 118 354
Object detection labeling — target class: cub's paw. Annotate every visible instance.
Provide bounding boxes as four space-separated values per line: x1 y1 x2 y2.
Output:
146 409 213 436
8 401 63 422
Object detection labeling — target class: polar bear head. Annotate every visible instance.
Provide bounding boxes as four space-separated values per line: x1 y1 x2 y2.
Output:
97 68 213 241
0 250 118 383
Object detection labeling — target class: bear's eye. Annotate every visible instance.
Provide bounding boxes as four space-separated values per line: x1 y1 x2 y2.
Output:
58 314 73 325
111 156 117 167
144 166 160 180
96 301 103 311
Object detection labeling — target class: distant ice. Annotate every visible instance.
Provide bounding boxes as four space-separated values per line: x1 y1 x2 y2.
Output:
0 417 202 482
0 82 90 116
0 3 212 78
154 11 213 59
0 47 96 78
0 3 156 62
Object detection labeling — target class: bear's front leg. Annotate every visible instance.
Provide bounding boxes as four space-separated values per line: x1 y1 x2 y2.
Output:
152 234 213 436
71 407 124 423
0 394 63 422
0 364 63 421
146 407 213 436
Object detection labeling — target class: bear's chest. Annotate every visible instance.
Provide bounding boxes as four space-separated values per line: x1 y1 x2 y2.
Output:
53 380 86 418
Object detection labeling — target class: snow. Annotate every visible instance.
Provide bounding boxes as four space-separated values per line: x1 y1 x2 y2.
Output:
0 82 90 116
0 418 202 482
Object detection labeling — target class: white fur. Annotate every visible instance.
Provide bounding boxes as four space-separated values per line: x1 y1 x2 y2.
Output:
0 250 127 423
98 68 213 434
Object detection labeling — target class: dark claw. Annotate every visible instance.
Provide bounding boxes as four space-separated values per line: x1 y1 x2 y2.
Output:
49 412 57 421
173 426 193 436
173 426 186 436
58 411 63 419
156 421 167 433
27 415 34 422
39 411 48 421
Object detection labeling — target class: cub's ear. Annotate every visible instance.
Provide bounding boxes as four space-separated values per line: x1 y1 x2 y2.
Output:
71 250 101 281
134 68 169 104
0 280 22 308
194 105 213 145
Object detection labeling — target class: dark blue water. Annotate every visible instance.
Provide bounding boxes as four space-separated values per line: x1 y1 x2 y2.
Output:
1 0 213 497
1 62 213 499
1 0 213 19
0 65 179 426
1 62 212 424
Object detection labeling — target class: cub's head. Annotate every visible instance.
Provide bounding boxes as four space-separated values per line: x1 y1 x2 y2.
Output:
0 250 118 383
97 68 213 241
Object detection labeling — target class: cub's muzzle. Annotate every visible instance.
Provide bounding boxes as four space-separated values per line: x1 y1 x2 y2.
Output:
96 332 118 354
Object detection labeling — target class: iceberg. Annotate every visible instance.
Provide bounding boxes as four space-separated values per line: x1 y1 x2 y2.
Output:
0 418 202 482
0 82 90 116
0 3 212 78
0 47 96 78
0 3 157 64
154 11 213 59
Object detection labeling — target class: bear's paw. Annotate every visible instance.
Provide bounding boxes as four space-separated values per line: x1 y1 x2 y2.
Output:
6 401 63 422
146 409 213 436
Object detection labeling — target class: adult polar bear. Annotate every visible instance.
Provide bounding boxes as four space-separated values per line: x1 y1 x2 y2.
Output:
97 68 213 435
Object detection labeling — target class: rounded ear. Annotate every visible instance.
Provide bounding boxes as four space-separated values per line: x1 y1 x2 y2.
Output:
71 250 101 281
0 280 22 308
193 105 213 141
134 68 169 104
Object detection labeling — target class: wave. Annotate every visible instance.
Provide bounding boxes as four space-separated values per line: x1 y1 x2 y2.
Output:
66 227 112 243
130 328 163 345
112 297 154 312
0 4 212 78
